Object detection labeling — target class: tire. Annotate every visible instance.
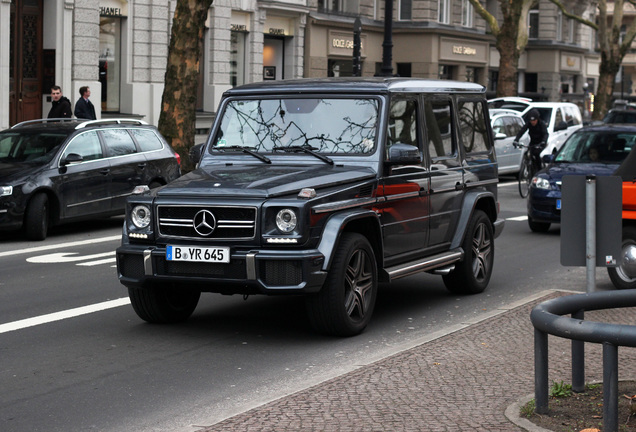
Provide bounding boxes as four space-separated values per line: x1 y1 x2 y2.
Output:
608 226 636 289
306 232 378 337
443 210 494 295
24 193 49 241
128 284 200 323
528 216 551 233
518 158 531 198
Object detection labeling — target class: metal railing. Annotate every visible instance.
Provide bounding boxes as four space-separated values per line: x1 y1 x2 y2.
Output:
530 290 636 432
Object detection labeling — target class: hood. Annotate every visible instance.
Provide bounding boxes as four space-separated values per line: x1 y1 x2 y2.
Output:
543 162 621 182
0 160 44 184
156 164 377 198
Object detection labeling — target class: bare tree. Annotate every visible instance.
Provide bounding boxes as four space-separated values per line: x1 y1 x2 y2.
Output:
468 0 537 97
158 0 213 172
548 0 636 120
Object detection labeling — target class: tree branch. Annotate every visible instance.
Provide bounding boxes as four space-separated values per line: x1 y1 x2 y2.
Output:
468 0 500 35
547 0 598 30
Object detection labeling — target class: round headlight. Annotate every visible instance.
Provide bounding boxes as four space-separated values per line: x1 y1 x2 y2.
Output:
131 205 151 229
275 209 297 233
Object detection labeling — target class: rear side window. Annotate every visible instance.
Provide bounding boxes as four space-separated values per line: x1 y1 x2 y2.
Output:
101 129 137 156
130 129 164 152
458 99 490 154
62 131 103 162
425 99 454 158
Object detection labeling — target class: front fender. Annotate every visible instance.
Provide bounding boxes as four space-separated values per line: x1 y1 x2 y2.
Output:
317 208 382 271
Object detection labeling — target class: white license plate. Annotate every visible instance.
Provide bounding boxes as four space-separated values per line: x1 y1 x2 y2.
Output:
556 199 562 210
166 245 230 263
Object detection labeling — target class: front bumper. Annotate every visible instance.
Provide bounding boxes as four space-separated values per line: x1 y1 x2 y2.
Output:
116 244 328 295
528 188 561 223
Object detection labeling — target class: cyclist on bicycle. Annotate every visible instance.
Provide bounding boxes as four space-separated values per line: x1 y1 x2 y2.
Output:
513 108 549 172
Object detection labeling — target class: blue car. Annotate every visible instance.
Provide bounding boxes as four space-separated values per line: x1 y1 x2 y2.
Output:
527 124 636 232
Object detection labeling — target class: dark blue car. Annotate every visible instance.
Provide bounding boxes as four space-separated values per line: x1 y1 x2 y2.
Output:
527 124 636 232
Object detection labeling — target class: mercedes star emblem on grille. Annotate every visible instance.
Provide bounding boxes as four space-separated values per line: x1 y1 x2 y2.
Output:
193 210 216 236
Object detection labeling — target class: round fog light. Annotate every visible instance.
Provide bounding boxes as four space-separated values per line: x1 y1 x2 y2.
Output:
131 205 151 229
275 209 297 233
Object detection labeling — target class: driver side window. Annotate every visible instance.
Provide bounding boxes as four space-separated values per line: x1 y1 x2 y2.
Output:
62 131 103 162
387 99 418 151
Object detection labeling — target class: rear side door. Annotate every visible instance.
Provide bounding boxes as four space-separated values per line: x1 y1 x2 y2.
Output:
54 130 111 218
100 128 147 212
457 97 497 186
425 97 464 248
379 96 430 261
492 115 515 171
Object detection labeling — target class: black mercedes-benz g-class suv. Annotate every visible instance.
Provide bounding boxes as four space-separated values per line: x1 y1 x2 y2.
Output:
116 78 504 336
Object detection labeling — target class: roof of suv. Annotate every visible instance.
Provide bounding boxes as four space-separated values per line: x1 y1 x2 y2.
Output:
224 77 485 96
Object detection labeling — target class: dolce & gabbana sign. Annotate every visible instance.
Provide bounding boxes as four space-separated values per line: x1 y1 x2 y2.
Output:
440 37 487 63
328 30 367 57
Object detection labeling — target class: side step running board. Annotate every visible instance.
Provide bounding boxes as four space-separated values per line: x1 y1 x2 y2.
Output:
383 250 464 282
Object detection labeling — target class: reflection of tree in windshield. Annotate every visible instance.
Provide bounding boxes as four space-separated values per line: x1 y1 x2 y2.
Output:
216 98 378 154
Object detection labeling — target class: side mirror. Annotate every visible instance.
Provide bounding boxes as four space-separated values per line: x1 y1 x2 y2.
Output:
387 143 422 165
61 153 83 166
555 121 568 132
189 143 204 165
542 154 555 164
494 132 507 140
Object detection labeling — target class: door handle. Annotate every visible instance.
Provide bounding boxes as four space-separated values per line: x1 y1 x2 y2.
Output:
100 168 110 175
138 163 147 169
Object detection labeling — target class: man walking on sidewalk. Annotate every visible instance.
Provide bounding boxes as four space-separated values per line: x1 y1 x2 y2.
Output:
74 86 97 120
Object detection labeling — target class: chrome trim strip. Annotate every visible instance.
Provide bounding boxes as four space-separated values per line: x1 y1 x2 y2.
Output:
313 197 377 214
144 249 153 276
383 191 420 201
465 179 499 187
246 253 257 280
0 209 7 214
67 196 111 208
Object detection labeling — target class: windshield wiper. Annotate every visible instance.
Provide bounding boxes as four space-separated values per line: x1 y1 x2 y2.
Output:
213 145 271 164
272 145 334 165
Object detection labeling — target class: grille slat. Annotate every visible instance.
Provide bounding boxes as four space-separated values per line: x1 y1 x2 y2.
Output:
158 205 256 240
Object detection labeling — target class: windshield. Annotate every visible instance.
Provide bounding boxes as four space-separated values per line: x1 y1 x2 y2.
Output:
212 98 379 155
555 130 635 164
0 131 67 164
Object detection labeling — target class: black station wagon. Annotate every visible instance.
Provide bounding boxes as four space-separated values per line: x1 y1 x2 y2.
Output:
0 118 181 240
116 78 504 336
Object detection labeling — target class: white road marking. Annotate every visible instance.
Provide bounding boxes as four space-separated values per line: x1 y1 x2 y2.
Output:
27 251 115 264
0 235 120 258
0 297 130 334
77 257 117 266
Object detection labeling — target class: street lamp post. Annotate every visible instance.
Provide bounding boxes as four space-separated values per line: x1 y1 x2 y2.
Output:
379 0 394 77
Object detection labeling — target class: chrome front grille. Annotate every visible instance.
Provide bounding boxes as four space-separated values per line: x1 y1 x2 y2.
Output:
157 205 257 239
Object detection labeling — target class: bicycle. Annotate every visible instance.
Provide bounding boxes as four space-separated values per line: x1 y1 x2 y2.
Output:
514 142 544 198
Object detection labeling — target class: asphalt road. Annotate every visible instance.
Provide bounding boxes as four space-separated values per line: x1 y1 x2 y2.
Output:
0 179 613 432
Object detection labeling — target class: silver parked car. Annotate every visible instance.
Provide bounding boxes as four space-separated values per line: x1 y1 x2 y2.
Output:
490 109 529 176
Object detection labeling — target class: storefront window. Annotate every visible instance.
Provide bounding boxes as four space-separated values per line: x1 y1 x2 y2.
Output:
328 59 354 77
230 31 246 87
439 65 453 80
99 17 121 112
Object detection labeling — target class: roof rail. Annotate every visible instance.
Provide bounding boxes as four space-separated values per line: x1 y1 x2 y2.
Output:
11 118 78 129
75 119 149 129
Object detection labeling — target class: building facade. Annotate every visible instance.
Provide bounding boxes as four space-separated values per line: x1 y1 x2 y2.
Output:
1 0 601 131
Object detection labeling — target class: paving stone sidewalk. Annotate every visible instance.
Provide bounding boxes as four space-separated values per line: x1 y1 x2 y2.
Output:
197 290 636 432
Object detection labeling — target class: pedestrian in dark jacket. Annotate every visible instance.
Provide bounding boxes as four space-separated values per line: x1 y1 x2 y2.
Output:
47 86 72 119
74 86 97 120
514 108 549 172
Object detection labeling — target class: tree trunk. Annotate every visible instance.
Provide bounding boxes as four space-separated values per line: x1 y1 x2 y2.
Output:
158 0 213 173
594 55 621 121
495 38 519 97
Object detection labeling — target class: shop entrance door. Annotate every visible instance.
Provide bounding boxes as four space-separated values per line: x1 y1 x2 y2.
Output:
9 0 43 125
